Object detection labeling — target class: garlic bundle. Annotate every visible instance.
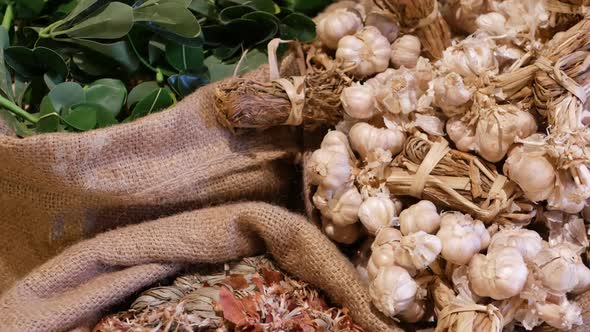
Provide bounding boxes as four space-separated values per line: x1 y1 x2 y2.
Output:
469 247 529 300
365 11 399 42
368 265 418 317
436 212 490 265
487 228 543 261
390 35 421 69
399 200 441 235
336 26 391 78
341 83 376 120
503 145 556 202
358 196 398 235
348 122 405 160
316 8 363 49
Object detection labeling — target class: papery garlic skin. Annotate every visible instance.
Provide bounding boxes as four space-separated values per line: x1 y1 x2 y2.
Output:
446 117 477 152
440 36 498 79
533 244 581 293
397 300 426 323
572 262 590 294
316 8 363 49
349 122 405 160
487 228 543 261
399 231 442 271
322 217 361 245
399 200 441 235
308 149 352 190
547 171 586 214
432 73 472 118
369 266 418 317
322 186 363 226
476 12 507 36
358 197 398 235
535 301 583 331
503 146 556 202
336 26 391 78
436 212 490 265
341 83 376 120
390 35 421 69
469 247 528 300
365 11 399 42
320 130 354 157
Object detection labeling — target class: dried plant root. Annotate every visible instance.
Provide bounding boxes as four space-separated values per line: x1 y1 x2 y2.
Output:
386 133 534 224
374 0 451 59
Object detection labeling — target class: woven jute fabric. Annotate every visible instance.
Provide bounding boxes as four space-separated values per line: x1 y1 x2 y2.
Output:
0 202 400 332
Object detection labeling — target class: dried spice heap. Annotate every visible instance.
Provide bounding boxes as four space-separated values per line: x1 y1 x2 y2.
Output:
93 256 363 332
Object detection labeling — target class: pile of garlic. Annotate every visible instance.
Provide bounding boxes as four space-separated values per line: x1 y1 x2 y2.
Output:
308 0 590 330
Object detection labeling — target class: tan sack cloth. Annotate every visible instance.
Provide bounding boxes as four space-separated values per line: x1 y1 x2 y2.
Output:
0 202 400 332
0 66 299 292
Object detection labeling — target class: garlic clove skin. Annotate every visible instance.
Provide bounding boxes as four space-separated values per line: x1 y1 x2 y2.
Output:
320 130 355 158
503 145 556 202
446 117 477 152
349 122 405 160
399 200 441 235
322 217 361 245
358 196 398 235
312 185 334 213
476 12 507 36
533 244 581 293
368 245 396 280
400 231 442 271
369 266 418 317
308 149 352 190
572 262 590 294
365 11 399 42
547 171 586 214
336 26 391 78
487 228 543 261
469 247 528 300
390 35 421 69
316 8 363 49
341 83 376 120
432 73 472 118
535 301 583 330
322 186 363 226
372 227 403 250
440 36 498 79
397 300 426 323
436 212 490 265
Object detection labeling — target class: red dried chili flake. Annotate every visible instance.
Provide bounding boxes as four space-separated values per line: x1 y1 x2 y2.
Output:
219 286 248 325
261 268 283 285
224 274 249 289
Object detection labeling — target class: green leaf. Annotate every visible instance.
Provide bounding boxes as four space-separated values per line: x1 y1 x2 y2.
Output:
241 11 280 44
62 0 98 22
127 81 159 108
5 47 68 86
168 73 208 97
63 103 97 131
0 27 13 102
188 0 218 19
85 80 127 116
72 52 117 76
278 0 331 15
128 87 174 120
0 109 34 137
280 13 315 43
48 82 86 114
204 49 267 82
133 3 201 38
56 2 134 39
14 0 45 20
148 38 166 65
218 0 275 13
64 38 140 72
37 96 60 133
166 43 204 72
14 76 30 107
54 0 80 20
219 5 254 23
96 106 118 128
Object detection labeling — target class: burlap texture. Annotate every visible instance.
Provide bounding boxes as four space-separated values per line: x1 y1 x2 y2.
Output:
0 202 400 332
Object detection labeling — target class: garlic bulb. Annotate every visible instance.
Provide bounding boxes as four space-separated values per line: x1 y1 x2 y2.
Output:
349 122 405 160
321 186 363 226
399 200 441 235
487 228 543 261
316 8 363 49
535 301 583 330
341 83 376 120
432 73 472 118
446 117 477 152
322 217 361 245
440 36 498 79
320 130 354 157
547 171 586 214
399 231 442 271
503 145 556 202
469 247 528 300
533 244 582 293
308 149 352 190
312 185 333 212
573 262 590 294
369 266 418 317
336 26 391 78
436 212 490 265
476 12 507 36
390 35 421 69
365 11 399 42
368 245 395 280
358 197 398 235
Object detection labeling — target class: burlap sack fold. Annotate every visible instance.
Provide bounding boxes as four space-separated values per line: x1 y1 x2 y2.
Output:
0 202 400 332
0 67 300 292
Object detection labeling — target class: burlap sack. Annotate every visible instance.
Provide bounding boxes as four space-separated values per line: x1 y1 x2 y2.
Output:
0 202 400 332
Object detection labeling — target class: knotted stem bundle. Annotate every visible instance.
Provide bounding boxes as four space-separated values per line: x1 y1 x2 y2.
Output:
386 133 535 224
374 0 451 59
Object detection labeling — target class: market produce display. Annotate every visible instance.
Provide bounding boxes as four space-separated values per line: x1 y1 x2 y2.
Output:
214 0 590 330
